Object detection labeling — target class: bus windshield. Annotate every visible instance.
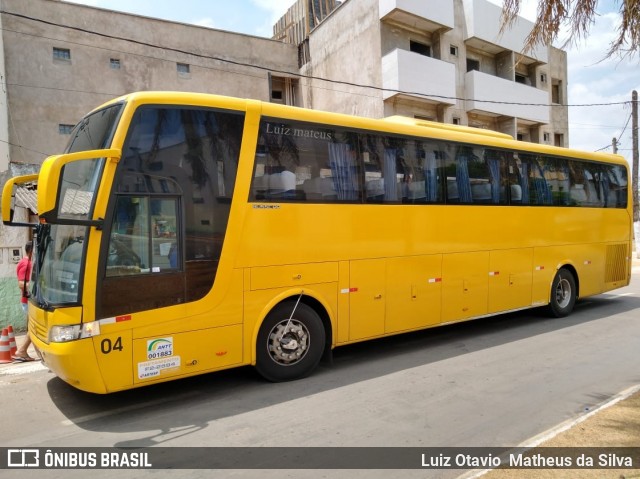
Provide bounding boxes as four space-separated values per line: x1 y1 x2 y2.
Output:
66 103 123 153
35 223 86 306
34 103 123 308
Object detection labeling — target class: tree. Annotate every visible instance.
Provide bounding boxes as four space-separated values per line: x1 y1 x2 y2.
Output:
501 0 640 58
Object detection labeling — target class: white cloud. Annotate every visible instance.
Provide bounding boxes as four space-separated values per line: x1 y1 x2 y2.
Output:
250 0 295 24
192 17 217 29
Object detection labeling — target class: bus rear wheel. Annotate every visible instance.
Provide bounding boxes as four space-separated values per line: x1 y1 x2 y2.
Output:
256 301 325 382
548 268 576 317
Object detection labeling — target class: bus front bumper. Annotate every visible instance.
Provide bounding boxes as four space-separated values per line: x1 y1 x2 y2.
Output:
32 333 107 394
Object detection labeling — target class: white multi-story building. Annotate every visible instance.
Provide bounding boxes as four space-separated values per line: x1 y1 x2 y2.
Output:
0 0 568 328
296 0 568 145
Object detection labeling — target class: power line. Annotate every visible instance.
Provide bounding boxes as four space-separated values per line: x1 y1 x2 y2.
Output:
0 9 633 109
0 137 53 158
594 112 633 152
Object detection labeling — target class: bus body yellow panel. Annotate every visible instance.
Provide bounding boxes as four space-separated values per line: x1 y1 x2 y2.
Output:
250 262 338 290
93 330 133 392
132 324 243 386
442 252 490 323
385 255 443 333
488 248 534 313
349 259 386 341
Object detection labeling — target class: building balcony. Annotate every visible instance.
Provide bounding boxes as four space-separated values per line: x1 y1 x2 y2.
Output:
465 70 549 123
382 49 456 105
379 0 454 33
463 0 547 64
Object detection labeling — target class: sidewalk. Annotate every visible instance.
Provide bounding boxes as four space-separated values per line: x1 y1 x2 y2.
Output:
476 386 640 478
0 331 44 372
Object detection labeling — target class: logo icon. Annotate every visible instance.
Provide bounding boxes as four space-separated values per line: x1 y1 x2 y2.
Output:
7 449 39 467
146 337 173 360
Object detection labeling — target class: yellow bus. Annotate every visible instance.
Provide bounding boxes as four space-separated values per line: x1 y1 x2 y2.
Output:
2 91 632 393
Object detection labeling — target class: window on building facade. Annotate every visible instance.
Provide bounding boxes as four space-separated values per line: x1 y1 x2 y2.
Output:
410 41 431 57
110 58 121 69
554 134 564 147
450 45 458 57
543 132 551 142
515 74 527 84
552 79 562 104
270 76 298 106
59 124 75 135
53 47 71 61
466 58 480 72
177 63 190 75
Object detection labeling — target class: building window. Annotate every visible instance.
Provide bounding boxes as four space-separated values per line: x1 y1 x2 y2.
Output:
543 132 551 142
554 134 564 147
59 124 75 135
450 45 458 57
467 58 480 72
270 76 298 105
53 47 71 61
110 58 121 69
552 79 562 104
452 117 461 125
540 73 547 84
410 40 431 57
515 74 527 84
177 63 190 75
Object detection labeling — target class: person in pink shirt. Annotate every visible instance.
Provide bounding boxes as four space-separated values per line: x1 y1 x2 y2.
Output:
13 242 36 361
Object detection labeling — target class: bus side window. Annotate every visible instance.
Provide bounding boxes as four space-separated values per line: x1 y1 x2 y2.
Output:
107 196 147 276
106 196 180 276
150 198 180 271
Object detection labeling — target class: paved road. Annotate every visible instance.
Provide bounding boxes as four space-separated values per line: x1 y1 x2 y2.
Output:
1 270 639 479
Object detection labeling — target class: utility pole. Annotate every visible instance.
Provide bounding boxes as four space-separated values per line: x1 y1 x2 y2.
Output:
612 137 618 154
633 90 639 223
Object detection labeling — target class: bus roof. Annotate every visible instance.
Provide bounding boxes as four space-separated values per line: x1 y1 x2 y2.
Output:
382 116 514 140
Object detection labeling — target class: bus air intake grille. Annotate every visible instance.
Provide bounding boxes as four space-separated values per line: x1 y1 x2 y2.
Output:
30 315 48 343
605 244 627 283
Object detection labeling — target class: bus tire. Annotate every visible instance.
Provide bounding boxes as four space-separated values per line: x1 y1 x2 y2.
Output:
548 268 576 318
256 301 325 382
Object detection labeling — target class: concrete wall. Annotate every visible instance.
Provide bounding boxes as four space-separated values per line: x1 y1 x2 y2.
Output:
0 168 33 332
301 0 384 118
1 0 298 165
462 0 547 63
0 12 9 172
549 46 569 146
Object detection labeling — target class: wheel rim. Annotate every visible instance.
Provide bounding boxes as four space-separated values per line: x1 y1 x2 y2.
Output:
555 277 572 308
266 319 310 366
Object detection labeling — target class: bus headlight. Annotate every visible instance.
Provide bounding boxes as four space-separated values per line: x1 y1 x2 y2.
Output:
50 322 101 342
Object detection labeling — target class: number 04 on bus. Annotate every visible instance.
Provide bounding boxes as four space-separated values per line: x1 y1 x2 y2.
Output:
2 92 631 393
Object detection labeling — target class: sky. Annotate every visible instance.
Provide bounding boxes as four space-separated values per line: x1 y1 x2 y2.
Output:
63 0 639 167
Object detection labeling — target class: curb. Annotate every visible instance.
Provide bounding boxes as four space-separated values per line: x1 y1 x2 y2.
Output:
458 383 640 478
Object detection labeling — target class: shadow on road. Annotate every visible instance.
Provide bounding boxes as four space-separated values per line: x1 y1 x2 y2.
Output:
45 293 640 447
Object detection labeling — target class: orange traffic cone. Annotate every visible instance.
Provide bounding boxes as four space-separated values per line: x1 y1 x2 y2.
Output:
0 328 12 364
7 325 17 356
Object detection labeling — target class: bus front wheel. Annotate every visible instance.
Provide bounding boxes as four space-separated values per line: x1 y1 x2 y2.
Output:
256 301 325 382
548 268 576 317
